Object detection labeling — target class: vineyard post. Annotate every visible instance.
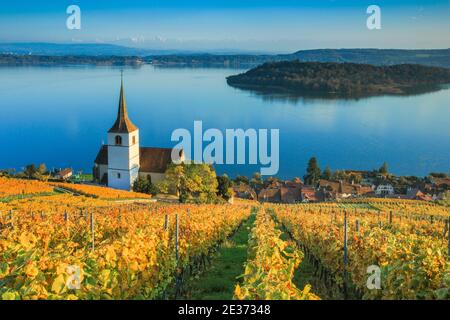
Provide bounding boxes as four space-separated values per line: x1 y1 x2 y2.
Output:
90 212 95 251
389 211 392 225
175 214 179 262
9 210 13 228
343 210 348 298
175 213 181 298
164 214 169 231
64 210 69 222
344 211 348 265
448 218 450 261
355 219 359 232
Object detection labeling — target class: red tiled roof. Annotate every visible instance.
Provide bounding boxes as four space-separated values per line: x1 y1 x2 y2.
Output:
258 188 281 202
280 187 301 203
94 145 181 174
59 168 72 177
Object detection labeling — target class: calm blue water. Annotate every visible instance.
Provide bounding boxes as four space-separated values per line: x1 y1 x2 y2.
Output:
0 65 449 179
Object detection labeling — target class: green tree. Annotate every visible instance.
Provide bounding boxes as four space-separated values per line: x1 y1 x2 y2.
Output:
217 174 232 200
250 172 264 190
379 162 389 175
322 166 332 180
429 172 448 178
235 175 249 185
303 157 321 186
23 164 37 179
164 163 218 203
133 176 151 194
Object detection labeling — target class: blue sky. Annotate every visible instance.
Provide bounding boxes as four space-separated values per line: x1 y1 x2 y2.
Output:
0 1 449 52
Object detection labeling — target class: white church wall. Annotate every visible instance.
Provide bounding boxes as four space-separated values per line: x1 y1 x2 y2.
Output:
108 169 132 190
139 172 166 184
107 129 140 191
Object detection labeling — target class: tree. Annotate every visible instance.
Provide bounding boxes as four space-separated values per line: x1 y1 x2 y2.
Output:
133 176 150 194
322 166 332 180
35 163 49 181
217 174 232 200
235 175 249 185
23 164 37 179
164 163 219 203
379 162 389 175
303 157 321 186
429 172 448 178
165 163 186 198
250 172 264 190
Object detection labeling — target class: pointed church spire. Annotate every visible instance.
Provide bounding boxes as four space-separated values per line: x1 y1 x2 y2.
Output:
108 71 138 133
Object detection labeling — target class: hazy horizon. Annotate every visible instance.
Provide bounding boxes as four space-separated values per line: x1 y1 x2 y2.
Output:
1 1 449 53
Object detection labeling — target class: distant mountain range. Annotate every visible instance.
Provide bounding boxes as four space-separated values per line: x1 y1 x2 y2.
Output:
1 43 450 69
149 49 450 69
0 42 185 56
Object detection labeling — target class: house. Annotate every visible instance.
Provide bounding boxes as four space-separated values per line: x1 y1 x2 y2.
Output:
375 184 395 196
233 184 257 200
258 188 281 203
406 188 433 201
55 168 73 180
93 76 184 190
280 187 301 203
300 186 321 202
318 179 373 199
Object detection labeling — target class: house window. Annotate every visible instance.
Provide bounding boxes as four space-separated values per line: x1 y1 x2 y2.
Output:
132 136 136 145
115 135 122 145
117 173 121 179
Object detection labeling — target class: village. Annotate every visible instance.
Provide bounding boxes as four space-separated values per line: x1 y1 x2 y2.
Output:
232 167 450 204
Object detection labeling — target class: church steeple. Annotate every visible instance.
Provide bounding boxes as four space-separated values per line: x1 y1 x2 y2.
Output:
108 72 138 133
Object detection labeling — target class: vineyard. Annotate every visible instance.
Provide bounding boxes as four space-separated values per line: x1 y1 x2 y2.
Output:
270 203 450 299
0 177 53 199
234 209 319 300
0 177 449 300
0 196 252 299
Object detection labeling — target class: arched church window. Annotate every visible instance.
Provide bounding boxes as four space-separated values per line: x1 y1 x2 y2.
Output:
117 173 121 179
115 135 122 145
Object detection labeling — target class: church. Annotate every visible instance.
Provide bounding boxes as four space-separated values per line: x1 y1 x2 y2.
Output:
93 77 184 190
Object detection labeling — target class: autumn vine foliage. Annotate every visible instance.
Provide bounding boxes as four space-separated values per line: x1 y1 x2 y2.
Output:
272 204 450 300
234 209 319 300
49 182 150 200
0 200 251 300
0 177 53 198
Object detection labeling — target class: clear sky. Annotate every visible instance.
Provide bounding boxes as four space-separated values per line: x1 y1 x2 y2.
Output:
0 0 449 52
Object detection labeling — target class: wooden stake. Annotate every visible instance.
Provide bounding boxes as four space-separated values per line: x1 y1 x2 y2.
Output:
175 214 179 262
90 212 95 251
447 218 450 261
164 214 169 231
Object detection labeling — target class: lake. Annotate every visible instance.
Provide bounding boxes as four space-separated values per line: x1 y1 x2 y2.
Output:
0 65 449 179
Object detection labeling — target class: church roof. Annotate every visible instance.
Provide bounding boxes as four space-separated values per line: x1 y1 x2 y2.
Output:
94 145 108 165
94 145 183 174
108 77 138 133
140 147 181 173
